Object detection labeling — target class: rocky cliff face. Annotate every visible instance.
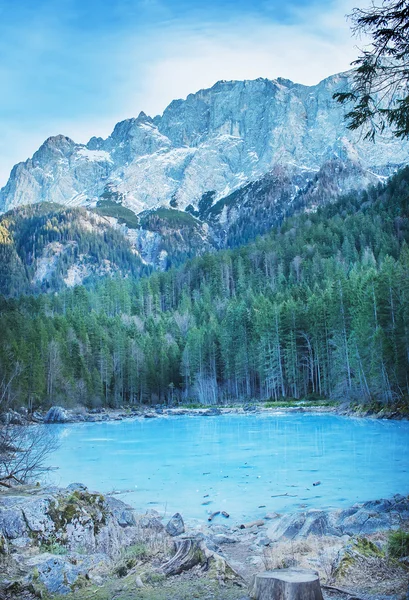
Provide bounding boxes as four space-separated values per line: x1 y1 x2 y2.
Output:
1 73 408 218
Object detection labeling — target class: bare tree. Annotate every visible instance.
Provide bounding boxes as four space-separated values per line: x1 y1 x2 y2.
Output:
0 423 59 488
0 361 23 408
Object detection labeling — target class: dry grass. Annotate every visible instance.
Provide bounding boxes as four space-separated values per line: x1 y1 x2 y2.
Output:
262 533 409 598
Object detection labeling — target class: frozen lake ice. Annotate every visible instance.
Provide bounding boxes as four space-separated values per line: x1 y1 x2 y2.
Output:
46 413 409 523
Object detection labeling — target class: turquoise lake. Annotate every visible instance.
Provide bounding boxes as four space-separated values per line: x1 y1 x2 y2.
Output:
46 413 409 524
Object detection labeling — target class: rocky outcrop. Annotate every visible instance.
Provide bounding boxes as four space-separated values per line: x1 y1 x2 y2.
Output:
266 495 409 541
0 485 243 596
0 485 142 593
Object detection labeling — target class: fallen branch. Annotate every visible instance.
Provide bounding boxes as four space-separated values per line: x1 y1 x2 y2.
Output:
239 519 265 529
208 511 220 522
271 493 298 498
322 584 365 599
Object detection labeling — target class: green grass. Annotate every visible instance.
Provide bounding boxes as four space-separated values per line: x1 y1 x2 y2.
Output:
388 530 409 558
264 399 338 408
47 576 247 600
39 537 68 555
114 543 149 577
139 208 199 230
95 200 139 229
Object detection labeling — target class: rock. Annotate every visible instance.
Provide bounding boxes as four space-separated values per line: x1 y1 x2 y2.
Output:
139 515 164 531
264 512 280 520
44 406 69 423
0 497 30 540
104 497 136 527
212 533 238 545
66 483 88 492
21 497 55 538
256 535 271 547
208 524 230 534
26 552 108 595
135 575 144 588
3 411 24 425
202 408 222 416
31 411 44 422
0 487 142 562
243 404 258 412
165 513 185 536
0 532 9 555
267 496 409 541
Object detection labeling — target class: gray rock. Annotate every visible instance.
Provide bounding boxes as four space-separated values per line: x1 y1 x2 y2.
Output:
165 512 185 536
1 411 24 425
26 552 108 595
139 515 164 531
208 524 230 534
21 497 55 537
31 411 44 422
0 497 29 540
212 533 238 544
267 496 409 541
264 512 280 520
256 535 271 546
104 496 136 527
44 406 69 423
66 483 88 492
0 532 9 555
202 408 222 416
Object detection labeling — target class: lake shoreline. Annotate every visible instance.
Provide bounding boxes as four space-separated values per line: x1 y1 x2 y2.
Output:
0 483 408 600
3 399 408 427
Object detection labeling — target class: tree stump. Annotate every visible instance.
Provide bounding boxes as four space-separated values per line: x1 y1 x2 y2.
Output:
161 538 203 575
251 568 323 600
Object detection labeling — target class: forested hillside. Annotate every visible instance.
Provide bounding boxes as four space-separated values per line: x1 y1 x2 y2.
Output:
1 168 408 409
0 203 147 296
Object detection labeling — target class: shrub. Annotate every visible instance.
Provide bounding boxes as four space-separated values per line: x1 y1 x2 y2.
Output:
388 530 409 558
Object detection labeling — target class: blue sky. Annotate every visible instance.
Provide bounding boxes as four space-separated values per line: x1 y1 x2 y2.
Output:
0 0 360 185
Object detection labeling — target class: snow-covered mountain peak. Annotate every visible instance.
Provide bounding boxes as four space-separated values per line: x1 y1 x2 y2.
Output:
1 71 408 216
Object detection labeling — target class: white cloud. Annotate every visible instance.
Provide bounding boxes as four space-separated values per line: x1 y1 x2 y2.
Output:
131 1 361 116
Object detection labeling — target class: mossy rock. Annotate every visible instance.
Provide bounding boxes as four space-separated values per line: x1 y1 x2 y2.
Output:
353 536 384 558
48 491 107 536
0 534 8 556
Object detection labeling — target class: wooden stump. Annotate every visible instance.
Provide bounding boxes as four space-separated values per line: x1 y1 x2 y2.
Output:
251 568 323 600
161 539 203 575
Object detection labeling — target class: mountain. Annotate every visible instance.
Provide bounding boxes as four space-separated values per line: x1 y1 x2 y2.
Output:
1 73 408 217
1 72 409 276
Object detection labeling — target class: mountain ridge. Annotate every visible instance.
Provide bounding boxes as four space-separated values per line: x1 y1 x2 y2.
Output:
2 70 408 217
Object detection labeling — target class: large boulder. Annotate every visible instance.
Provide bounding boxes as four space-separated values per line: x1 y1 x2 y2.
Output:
44 406 69 423
0 496 31 541
165 512 185 536
26 552 108 594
